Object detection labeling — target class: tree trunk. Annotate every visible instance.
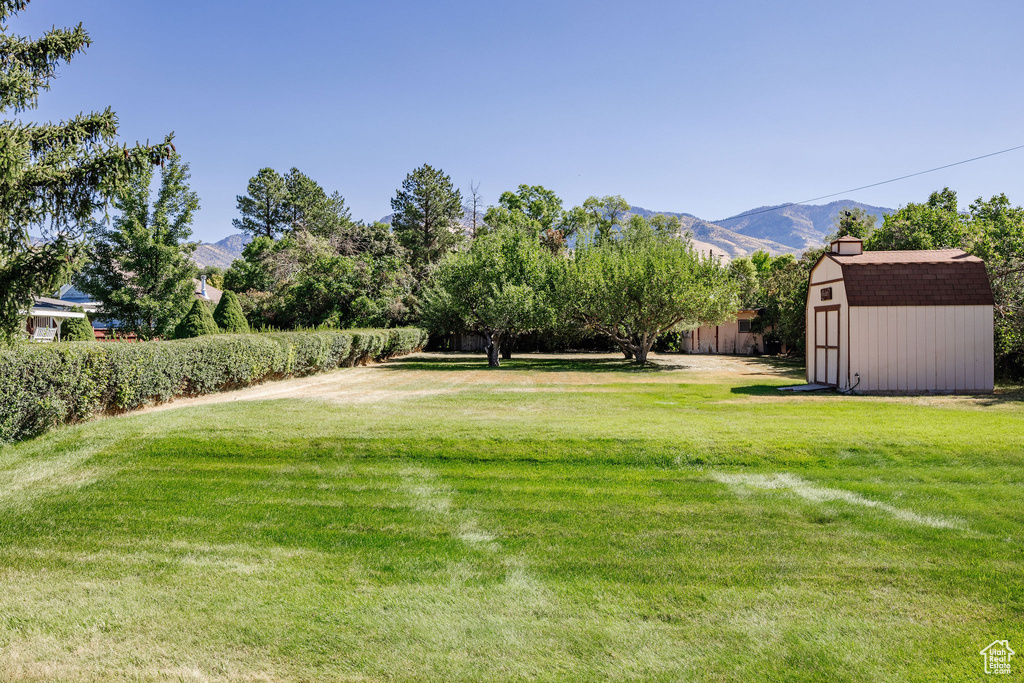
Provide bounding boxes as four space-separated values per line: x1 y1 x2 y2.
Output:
500 335 514 360
633 345 649 364
484 331 502 368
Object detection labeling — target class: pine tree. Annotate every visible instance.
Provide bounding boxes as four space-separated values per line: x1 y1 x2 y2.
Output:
390 164 463 283
62 306 95 341
233 168 289 239
0 1 174 344
213 290 249 333
174 299 219 339
75 155 200 340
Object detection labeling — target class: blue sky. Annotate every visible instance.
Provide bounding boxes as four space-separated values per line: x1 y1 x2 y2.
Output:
14 0 1024 242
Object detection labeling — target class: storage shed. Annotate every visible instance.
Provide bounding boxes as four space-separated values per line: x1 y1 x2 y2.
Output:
806 236 994 393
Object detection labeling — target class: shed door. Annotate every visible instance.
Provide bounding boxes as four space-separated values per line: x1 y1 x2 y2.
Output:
814 306 840 386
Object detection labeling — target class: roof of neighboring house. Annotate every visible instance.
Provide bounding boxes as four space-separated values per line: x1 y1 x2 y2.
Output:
194 278 223 304
28 296 86 318
824 249 994 306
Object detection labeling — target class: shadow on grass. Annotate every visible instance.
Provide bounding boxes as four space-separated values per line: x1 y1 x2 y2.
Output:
382 352 809 376
381 353 686 373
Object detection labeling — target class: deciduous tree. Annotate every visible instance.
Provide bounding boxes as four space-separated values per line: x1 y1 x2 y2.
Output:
567 217 738 364
421 227 557 367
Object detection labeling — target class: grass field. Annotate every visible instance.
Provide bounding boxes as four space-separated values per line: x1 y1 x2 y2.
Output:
1 352 1022 681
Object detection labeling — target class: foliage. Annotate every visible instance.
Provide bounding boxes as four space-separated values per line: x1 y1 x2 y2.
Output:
567 216 738 363
233 168 290 239
729 256 760 309
581 195 630 243
173 299 219 339
0 327 428 442
61 306 94 341
866 188 965 251
421 227 557 366
74 155 200 339
283 167 352 238
829 206 877 240
213 291 249 334
225 224 413 330
0 2 174 344
390 164 463 282
223 236 277 294
199 265 224 288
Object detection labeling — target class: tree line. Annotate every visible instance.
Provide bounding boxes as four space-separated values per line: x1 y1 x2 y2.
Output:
3 1 1023 376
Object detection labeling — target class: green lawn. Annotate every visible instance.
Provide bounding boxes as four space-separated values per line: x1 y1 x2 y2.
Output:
0 353 1022 681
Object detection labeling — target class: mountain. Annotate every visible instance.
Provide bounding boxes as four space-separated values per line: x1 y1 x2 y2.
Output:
713 200 892 252
192 234 250 269
626 206 795 259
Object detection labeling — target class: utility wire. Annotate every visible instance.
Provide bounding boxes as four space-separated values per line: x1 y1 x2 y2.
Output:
718 143 1024 223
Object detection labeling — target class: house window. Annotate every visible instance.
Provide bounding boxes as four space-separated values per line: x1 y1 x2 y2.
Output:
820 287 833 301
738 319 751 333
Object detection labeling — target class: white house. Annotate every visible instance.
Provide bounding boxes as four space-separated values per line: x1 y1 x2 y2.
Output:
22 296 86 342
806 236 994 393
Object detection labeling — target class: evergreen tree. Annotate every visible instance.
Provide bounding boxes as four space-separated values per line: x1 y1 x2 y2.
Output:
233 168 289 239
62 306 95 341
0 1 174 344
213 290 249 333
390 164 463 282
174 299 219 339
75 155 200 340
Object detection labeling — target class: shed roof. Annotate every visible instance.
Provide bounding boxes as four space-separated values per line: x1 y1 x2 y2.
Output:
825 249 994 306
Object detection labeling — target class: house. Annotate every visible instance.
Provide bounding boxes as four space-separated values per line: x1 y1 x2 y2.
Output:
22 296 87 342
805 236 994 393
686 309 767 354
195 275 222 304
51 278 221 340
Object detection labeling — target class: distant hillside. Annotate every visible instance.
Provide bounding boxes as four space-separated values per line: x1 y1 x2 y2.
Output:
627 206 795 259
713 200 892 252
192 234 249 269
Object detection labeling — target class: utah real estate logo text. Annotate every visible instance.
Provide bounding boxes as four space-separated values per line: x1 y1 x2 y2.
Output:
980 640 1015 675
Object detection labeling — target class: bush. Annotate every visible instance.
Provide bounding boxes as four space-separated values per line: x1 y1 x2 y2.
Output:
0 327 428 442
174 299 220 338
213 291 249 333
62 306 95 341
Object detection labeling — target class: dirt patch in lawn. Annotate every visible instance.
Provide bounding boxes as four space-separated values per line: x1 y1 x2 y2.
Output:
135 352 801 415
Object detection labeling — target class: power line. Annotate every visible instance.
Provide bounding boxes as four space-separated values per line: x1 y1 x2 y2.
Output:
718 143 1024 223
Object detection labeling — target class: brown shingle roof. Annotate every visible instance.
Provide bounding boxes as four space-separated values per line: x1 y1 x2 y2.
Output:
827 249 994 306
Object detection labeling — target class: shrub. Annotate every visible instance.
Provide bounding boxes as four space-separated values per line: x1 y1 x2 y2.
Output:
62 306 96 341
174 299 220 338
213 291 249 333
0 327 428 442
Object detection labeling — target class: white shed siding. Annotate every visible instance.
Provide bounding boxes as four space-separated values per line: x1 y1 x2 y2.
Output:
847 305 993 392
806 259 848 387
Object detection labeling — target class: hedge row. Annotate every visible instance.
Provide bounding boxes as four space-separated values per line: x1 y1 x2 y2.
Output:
0 328 428 443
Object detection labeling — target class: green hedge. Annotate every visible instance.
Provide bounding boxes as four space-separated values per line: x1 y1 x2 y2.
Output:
0 328 428 443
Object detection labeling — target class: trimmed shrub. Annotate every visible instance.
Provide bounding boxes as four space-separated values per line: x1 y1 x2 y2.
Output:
174 299 220 338
213 291 249 333
0 327 428 442
62 307 96 341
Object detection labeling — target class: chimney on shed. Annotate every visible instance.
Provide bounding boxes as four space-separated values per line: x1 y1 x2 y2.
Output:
830 235 863 256
200 274 207 298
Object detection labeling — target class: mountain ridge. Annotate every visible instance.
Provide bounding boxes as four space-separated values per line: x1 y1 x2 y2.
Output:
193 199 894 266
